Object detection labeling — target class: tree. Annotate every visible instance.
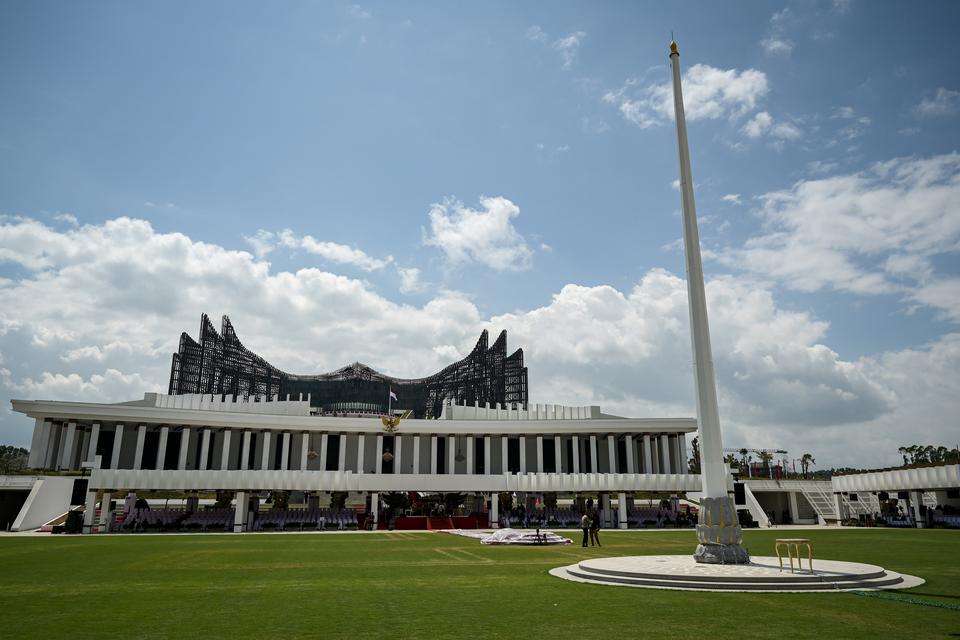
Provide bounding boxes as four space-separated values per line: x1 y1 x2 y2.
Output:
800 453 816 478
758 451 773 476
723 453 739 472
739 448 750 470
0 445 28 473
898 446 910 465
688 436 701 474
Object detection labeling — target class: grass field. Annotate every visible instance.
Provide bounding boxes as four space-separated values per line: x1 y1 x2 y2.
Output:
0 528 957 639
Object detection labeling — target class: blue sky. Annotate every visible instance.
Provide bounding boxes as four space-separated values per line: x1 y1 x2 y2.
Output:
1 0 958 468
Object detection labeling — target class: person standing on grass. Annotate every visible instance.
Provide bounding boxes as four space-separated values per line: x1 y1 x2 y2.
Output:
589 510 601 547
580 512 591 547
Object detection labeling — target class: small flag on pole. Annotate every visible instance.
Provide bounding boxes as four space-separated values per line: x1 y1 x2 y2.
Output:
389 387 398 401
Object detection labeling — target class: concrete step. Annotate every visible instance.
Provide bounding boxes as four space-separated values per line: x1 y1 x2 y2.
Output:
549 555 924 593
559 565 906 591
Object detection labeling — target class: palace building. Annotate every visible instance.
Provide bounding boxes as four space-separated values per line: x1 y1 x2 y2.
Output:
8 317 699 534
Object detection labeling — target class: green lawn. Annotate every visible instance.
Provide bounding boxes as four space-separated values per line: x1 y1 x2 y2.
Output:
0 528 957 639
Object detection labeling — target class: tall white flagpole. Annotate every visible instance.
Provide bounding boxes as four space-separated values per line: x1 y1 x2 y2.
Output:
669 39 749 563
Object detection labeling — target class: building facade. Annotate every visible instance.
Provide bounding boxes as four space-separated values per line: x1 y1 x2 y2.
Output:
168 314 528 418
12 394 698 533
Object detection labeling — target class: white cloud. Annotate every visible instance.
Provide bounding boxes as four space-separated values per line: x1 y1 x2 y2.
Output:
722 194 742 205
423 196 534 271
553 31 586 70
719 153 960 303
525 25 548 44
6 369 155 403
832 0 853 14
526 26 587 70
910 278 960 323
760 8 796 56
609 64 769 129
396 266 424 295
807 160 839 175
742 112 801 142
242 229 277 259
243 229 392 272
0 216 957 467
761 37 794 55
742 111 773 138
914 87 960 118
143 201 178 211
347 4 371 20
53 213 78 226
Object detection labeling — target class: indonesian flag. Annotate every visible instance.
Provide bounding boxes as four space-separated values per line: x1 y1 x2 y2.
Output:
389 387 398 401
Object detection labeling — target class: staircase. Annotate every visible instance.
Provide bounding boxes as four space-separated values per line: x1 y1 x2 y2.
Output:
742 484 770 528
799 484 837 524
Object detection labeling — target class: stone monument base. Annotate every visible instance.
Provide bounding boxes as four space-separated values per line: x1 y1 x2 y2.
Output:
694 542 751 564
695 495 750 564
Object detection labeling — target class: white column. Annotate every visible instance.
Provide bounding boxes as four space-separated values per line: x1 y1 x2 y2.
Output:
833 493 845 521
200 428 213 471
357 434 366 474
174 427 188 470
33 420 51 469
490 492 499 528
300 432 309 470
484 436 491 475
447 435 456 474
221 429 232 470
501 436 509 473
430 435 438 474
234 492 247 532
618 491 628 529
98 491 112 533
466 435 474 474
571 436 580 473
909 491 924 527
412 435 420 474
607 435 617 473
79 430 90 469
61 421 77 470
156 426 168 470
519 436 527 473
133 424 146 470
643 434 653 473
660 434 671 474
590 435 598 474
27 418 45 468
678 434 688 474
788 491 800 524
338 434 346 472
111 424 125 470
601 493 612 528
376 434 384 474
279 431 290 471
319 433 329 471
536 435 543 472
554 436 563 472
394 434 403 474
371 492 379 528
83 489 98 533
55 424 67 469
44 423 61 469
260 431 271 470
240 430 251 471
86 422 101 465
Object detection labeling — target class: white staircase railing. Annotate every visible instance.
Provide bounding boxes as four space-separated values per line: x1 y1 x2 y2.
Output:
799 484 837 524
742 483 770 528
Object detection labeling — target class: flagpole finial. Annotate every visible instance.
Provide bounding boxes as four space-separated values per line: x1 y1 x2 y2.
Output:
670 40 679 56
